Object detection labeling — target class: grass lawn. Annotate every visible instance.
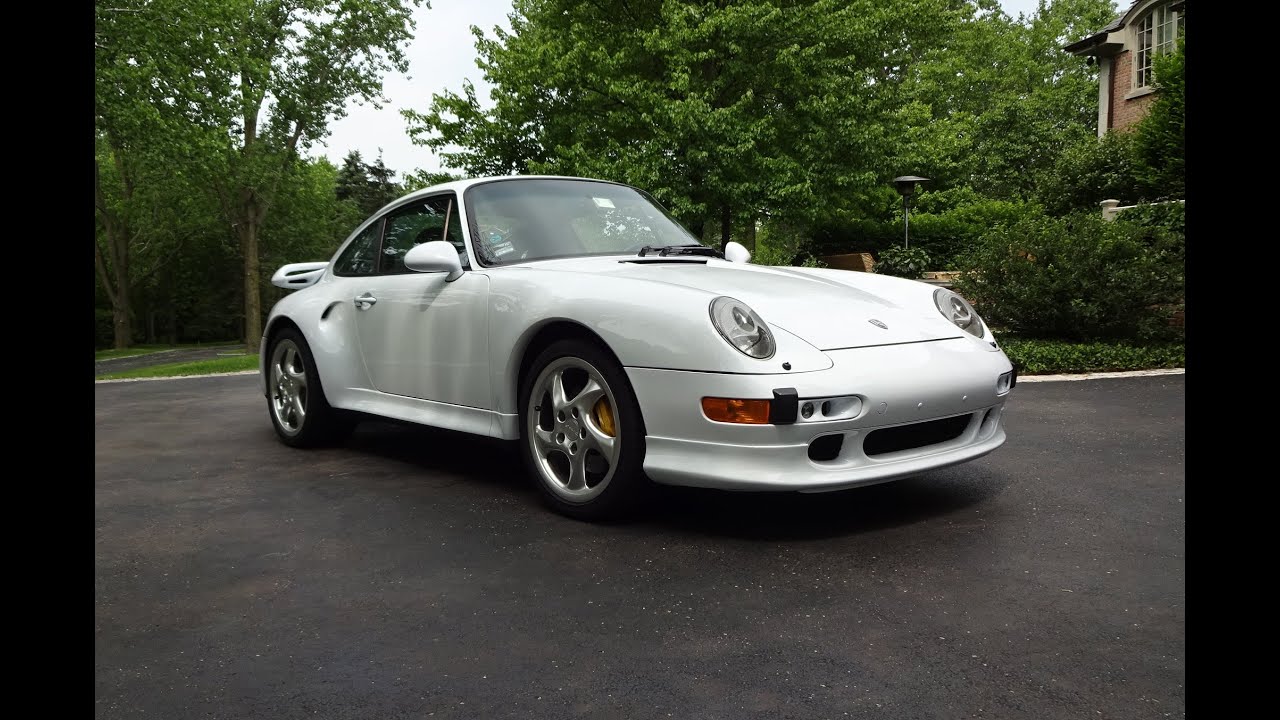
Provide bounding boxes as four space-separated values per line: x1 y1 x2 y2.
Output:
95 342 241 362
97 354 259 380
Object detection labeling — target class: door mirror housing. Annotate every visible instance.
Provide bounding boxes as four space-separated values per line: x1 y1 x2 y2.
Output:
403 241 464 281
724 241 751 264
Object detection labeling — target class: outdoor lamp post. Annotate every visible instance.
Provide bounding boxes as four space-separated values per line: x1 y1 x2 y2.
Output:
892 175 929 249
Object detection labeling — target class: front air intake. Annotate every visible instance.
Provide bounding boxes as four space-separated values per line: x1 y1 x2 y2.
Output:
863 414 972 456
808 434 844 462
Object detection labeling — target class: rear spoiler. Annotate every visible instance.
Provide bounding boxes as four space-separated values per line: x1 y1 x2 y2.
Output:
271 262 329 290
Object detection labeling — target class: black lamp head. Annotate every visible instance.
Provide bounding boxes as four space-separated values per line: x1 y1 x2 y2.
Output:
892 175 930 197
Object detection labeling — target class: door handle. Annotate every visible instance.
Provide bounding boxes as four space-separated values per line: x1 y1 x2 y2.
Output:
354 293 377 309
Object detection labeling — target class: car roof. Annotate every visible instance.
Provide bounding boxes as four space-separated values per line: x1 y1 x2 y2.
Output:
394 175 627 207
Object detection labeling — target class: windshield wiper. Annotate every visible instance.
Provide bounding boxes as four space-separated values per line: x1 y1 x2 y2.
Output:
636 244 722 258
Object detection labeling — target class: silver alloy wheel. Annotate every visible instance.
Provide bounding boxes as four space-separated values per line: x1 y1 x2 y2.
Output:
526 356 621 502
270 339 309 436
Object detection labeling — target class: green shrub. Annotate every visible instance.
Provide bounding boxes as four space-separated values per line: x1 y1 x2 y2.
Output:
908 199 1039 267
1133 36 1184 199
1000 338 1184 374
752 220 825 267
955 210 1181 341
1117 200 1184 233
1035 131 1149 215
874 246 931 279
911 186 985 215
1116 201 1185 280
806 217 900 259
805 197 1039 268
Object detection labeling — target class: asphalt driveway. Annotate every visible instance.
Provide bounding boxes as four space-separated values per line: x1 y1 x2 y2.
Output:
95 374 1185 719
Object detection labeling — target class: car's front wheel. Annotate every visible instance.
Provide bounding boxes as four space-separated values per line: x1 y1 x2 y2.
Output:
520 339 650 520
266 327 354 448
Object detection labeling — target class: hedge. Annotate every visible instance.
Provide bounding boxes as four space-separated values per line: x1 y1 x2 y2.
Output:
999 338 1184 375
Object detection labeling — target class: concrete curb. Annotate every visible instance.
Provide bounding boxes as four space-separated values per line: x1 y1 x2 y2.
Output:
1017 368 1184 383
95 367 1185 385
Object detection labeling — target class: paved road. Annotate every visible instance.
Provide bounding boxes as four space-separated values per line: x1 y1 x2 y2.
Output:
95 375 1184 719
94 344 246 376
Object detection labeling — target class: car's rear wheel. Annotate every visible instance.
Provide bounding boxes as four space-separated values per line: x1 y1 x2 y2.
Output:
266 327 354 448
520 339 649 520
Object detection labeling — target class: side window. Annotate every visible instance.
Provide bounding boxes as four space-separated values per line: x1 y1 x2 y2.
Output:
379 194 470 274
332 220 383 276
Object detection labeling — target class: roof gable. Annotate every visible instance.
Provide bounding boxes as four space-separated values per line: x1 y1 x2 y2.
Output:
1063 0 1179 56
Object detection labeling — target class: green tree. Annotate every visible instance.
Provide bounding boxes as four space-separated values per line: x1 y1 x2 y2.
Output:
336 150 405 216
891 0 1118 200
95 2 215 348
406 0 960 249
123 0 423 347
94 135 140 350
404 169 463 191
97 0 241 349
206 0 423 347
96 0 424 348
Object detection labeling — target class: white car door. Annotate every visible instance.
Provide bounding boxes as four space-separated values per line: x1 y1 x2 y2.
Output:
351 193 491 409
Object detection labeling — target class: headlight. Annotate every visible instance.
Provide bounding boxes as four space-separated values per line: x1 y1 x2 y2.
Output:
933 288 985 338
709 296 776 359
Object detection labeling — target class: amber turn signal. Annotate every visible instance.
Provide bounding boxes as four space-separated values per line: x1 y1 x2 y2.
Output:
701 397 772 424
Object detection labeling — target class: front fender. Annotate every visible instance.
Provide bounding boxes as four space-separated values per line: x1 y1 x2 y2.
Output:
486 269 832 415
260 275 372 402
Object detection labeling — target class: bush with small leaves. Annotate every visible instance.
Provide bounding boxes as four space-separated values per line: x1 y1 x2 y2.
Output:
956 210 1181 341
873 246 931 279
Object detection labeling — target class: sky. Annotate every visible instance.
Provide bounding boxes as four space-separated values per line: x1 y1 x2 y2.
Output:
314 0 1051 179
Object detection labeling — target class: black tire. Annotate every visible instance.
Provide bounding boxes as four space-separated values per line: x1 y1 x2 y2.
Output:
518 338 651 520
265 327 355 448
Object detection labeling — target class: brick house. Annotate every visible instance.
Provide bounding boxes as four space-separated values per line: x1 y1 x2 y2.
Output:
1064 0 1185 136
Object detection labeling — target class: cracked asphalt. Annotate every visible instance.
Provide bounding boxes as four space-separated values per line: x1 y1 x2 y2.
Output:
95 374 1184 719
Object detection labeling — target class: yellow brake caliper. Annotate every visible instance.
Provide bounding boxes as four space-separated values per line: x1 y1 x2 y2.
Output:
593 397 616 437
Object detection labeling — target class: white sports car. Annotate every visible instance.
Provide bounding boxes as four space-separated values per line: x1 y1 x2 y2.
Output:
261 175 1015 519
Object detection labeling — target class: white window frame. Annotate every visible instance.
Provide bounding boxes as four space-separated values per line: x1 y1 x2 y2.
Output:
1134 3 1184 90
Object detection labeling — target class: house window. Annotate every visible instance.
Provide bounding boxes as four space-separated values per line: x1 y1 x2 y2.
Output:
1135 3 1183 89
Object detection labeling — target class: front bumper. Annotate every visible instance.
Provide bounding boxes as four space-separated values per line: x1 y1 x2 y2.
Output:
625 337 1012 492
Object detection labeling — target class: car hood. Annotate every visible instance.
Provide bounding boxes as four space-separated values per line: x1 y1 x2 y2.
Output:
508 257 963 350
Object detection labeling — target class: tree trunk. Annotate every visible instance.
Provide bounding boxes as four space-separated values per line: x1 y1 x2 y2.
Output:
112 304 132 349
239 213 263 350
719 203 732 252
165 265 178 345
112 250 132 349
688 218 705 241
95 225 133 350
95 159 134 350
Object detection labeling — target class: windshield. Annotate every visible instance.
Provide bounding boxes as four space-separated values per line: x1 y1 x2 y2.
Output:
464 178 703 266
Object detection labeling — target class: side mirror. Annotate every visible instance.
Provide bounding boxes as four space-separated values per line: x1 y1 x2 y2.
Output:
404 241 464 281
724 241 751 264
